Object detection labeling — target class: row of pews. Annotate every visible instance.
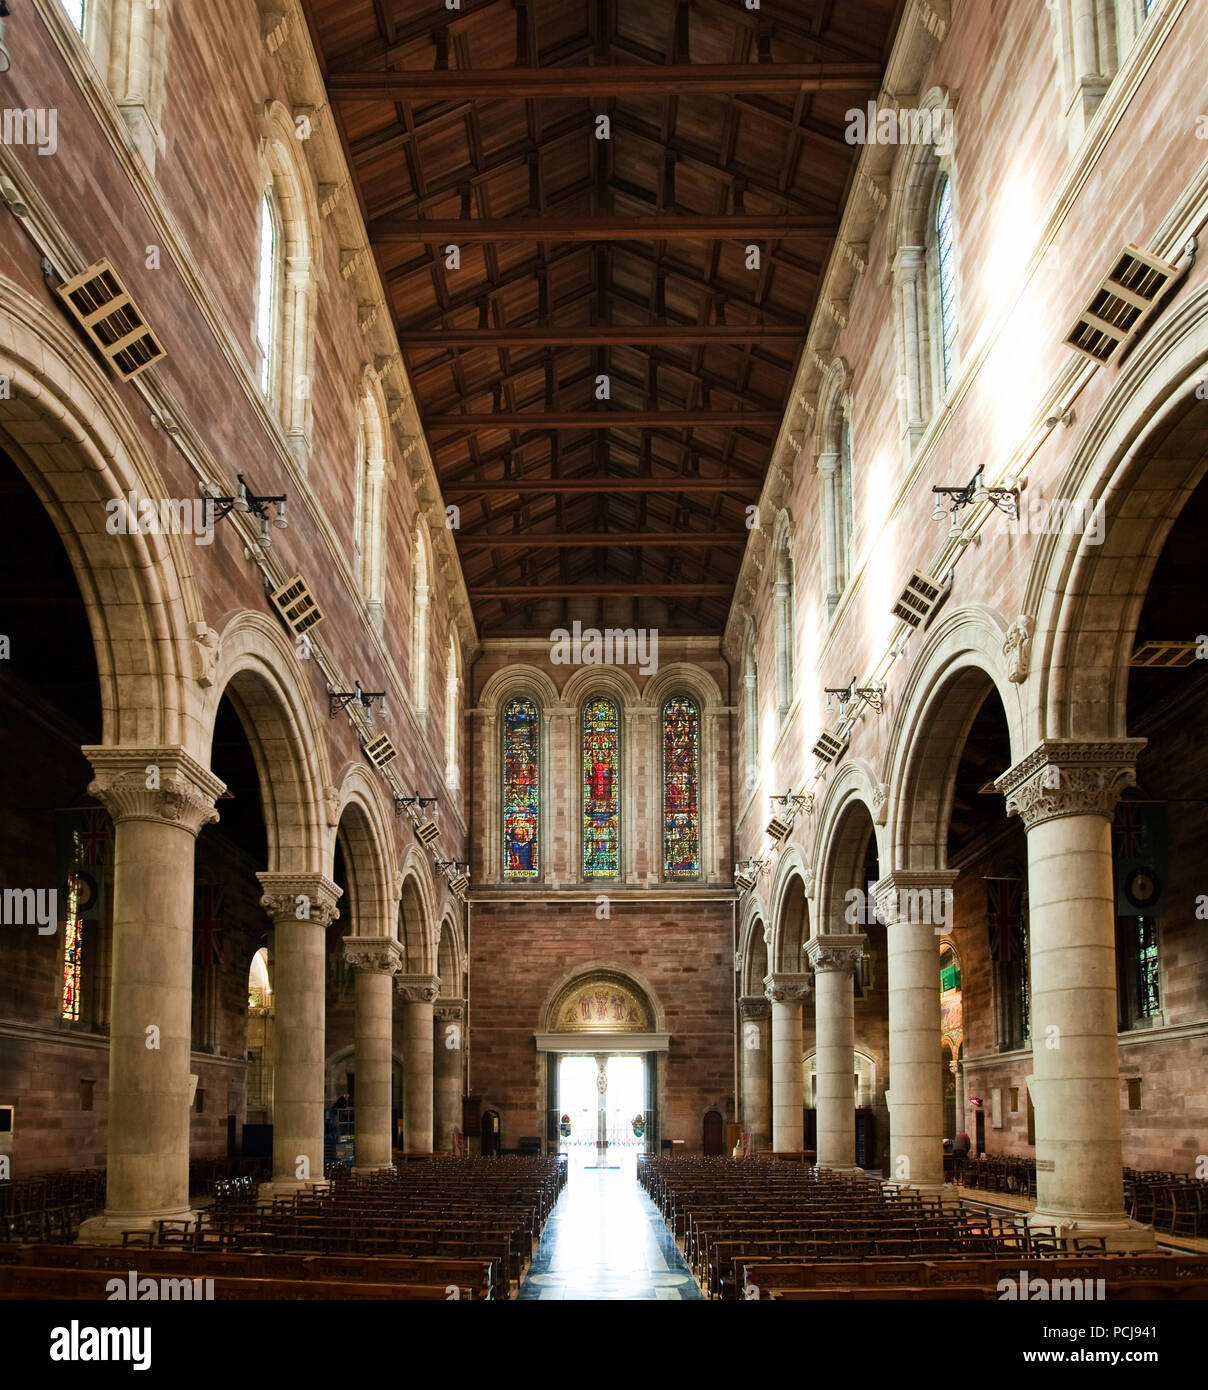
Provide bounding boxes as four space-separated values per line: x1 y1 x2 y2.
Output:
639 1156 1208 1301
0 1156 567 1300
1126 1170 1208 1239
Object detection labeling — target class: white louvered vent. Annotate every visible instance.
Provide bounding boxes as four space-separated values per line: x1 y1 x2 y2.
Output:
56 259 166 380
892 571 946 629
364 733 397 770
1065 246 1180 365
1130 640 1198 669
812 729 848 766
269 574 324 636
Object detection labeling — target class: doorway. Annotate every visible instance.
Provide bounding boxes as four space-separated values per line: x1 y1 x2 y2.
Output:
556 1054 647 1154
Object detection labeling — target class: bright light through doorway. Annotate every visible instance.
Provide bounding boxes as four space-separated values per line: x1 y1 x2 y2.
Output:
557 1054 646 1152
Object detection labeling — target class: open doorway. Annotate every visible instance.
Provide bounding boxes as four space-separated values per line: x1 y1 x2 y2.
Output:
556 1055 647 1159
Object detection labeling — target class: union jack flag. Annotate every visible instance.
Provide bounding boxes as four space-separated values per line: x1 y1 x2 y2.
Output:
985 878 1023 963
193 885 225 966
1113 801 1143 860
78 809 110 866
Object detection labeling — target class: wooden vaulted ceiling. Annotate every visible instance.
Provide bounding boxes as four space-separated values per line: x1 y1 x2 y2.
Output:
302 0 904 635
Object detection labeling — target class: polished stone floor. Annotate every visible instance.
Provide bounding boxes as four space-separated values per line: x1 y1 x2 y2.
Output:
519 1151 703 1300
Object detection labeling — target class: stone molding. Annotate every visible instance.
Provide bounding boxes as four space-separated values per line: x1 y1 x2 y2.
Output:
396 974 441 1003
84 746 226 837
805 935 866 973
1003 614 1035 683
994 740 1145 829
257 871 343 927
739 995 772 1020
435 998 466 1023
342 935 401 974
873 870 959 928
764 972 813 1003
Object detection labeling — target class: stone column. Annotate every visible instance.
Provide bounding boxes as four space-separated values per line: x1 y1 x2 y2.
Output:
765 973 812 1154
258 871 343 1192
995 739 1154 1249
806 935 866 1171
876 871 958 1192
397 975 440 1153
739 996 772 1153
343 937 401 1172
434 999 465 1154
76 748 224 1243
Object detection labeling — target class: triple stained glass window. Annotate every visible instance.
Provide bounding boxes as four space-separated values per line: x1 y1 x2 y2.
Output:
503 697 539 879
582 698 620 878
662 697 700 879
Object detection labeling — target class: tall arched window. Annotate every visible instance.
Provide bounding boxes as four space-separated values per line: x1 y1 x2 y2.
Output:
60 0 85 32
743 631 759 792
503 697 540 880
773 521 795 719
662 697 700 880
353 386 389 625
255 192 279 396
818 369 855 613
412 525 430 721
445 632 461 792
931 175 957 392
582 698 620 878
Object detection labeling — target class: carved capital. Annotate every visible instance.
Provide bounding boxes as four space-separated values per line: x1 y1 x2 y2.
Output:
435 998 465 1023
993 739 1144 830
764 971 813 1003
873 871 958 929
84 746 225 837
257 872 342 927
805 934 866 973
342 935 401 974
396 973 441 1004
739 995 771 1021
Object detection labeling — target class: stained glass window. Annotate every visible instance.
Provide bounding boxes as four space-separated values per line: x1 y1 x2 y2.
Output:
503 697 539 879
61 910 82 1022
1135 917 1161 1018
582 698 620 878
662 697 700 879
935 176 956 389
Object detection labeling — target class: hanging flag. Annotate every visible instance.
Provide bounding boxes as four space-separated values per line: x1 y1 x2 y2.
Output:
193 884 225 965
984 877 1023 963
55 808 109 922
1113 801 1167 917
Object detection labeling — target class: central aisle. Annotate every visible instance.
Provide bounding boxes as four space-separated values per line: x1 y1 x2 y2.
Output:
519 1152 703 1300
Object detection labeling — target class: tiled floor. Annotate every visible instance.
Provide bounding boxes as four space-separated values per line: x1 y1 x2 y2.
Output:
519 1153 703 1301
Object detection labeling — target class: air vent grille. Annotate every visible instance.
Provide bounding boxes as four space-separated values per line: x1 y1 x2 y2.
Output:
812 730 848 765
56 259 166 380
269 574 324 636
1065 245 1180 365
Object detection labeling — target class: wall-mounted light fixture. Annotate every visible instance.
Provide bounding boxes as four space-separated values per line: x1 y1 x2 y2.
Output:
436 860 470 895
766 790 815 843
734 858 768 894
825 680 885 714
208 473 289 547
931 464 1020 534
328 680 386 720
395 794 439 844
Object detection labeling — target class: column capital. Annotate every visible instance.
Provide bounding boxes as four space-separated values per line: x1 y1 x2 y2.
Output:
873 870 959 928
739 995 771 1020
764 971 812 1003
256 872 342 927
342 936 401 974
83 745 225 837
806 934 866 972
435 997 465 1022
396 973 440 1003
994 739 1145 829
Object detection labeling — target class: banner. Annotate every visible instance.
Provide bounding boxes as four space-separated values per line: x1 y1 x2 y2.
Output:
1113 801 1167 917
984 877 1023 963
55 807 109 923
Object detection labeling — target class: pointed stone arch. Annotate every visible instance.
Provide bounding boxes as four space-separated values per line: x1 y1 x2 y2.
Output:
331 762 396 940
396 844 438 976
812 758 884 937
766 844 812 974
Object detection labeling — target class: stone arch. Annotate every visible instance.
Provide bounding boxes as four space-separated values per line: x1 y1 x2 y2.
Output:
771 509 796 717
436 909 465 996
738 893 770 998
766 844 811 973
813 759 884 937
203 610 330 874
0 279 198 749
883 605 1025 871
396 844 438 975
331 763 396 939
540 959 666 1034
411 517 432 720
353 367 392 625
1026 283 1208 742
816 358 855 611
256 99 322 464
